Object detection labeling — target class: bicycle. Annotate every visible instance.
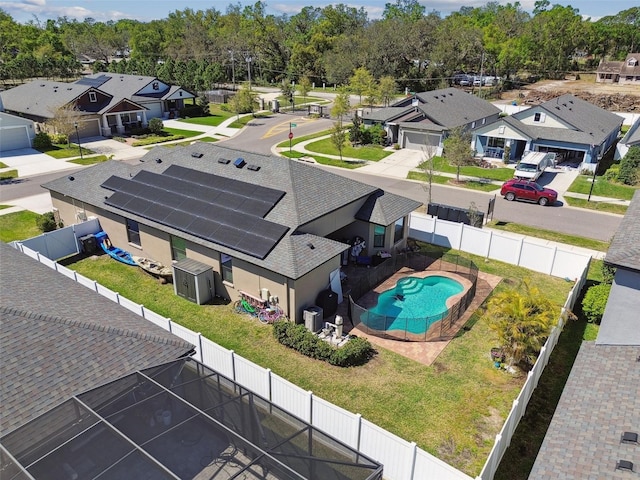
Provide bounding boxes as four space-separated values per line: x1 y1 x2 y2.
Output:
257 305 287 324
233 298 259 317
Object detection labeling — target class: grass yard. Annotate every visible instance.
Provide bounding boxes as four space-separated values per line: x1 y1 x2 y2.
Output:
407 171 500 192
177 107 234 127
568 174 638 200
563 196 628 215
162 127 202 138
430 156 514 181
280 150 364 169
66 243 574 477
487 221 610 252
227 112 270 129
0 162 7 168
38 143 94 159
69 155 110 165
0 169 18 181
0 210 42 242
304 137 392 162
277 129 333 148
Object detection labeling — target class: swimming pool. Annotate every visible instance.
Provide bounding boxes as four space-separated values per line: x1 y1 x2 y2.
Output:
364 276 464 334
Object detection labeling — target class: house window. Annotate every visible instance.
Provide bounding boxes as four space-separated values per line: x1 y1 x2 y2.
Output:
471 121 476 128
394 217 405 244
373 225 386 248
171 235 186 261
482 118 486 125
533 112 546 123
498 126 505 134
152 82 159 90
488 137 505 148
221 253 233 284
126 219 141 246
89 92 97 103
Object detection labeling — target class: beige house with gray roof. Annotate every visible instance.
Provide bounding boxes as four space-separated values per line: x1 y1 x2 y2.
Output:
41 144 421 323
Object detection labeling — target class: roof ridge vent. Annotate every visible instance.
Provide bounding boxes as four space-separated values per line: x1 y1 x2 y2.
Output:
621 432 638 444
218 158 231 164
616 460 633 472
191 152 203 158
247 164 260 171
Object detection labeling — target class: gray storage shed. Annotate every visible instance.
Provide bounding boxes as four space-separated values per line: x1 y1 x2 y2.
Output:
172 258 214 304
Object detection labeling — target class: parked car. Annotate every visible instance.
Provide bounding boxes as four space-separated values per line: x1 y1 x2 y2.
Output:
500 179 558 206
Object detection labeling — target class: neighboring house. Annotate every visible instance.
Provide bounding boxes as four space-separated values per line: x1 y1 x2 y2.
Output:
528 190 640 479
597 53 640 86
615 116 640 160
0 241 195 436
0 72 195 138
361 87 501 151
0 111 36 152
473 94 623 169
41 143 421 323
0 241 383 480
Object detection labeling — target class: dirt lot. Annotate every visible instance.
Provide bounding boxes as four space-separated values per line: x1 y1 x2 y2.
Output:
499 73 640 112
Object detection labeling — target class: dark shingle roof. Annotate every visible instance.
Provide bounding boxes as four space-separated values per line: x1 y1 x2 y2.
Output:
516 94 623 145
605 190 640 271
0 242 194 435
529 342 640 480
356 189 422 226
42 144 421 279
0 81 94 119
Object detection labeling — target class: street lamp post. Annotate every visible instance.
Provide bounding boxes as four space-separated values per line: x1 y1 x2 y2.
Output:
74 122 83 160
587 146 600 202
228 50 235 90
245 55 252 90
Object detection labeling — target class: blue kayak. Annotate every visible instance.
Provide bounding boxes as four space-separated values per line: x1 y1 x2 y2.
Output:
94 231 137 266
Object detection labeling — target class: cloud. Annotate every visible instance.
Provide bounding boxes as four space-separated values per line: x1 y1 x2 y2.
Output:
2 1 130 22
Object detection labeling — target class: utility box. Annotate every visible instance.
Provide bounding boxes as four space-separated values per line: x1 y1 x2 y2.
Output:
303 306 324 332
79 234 97 254
173 258 214 305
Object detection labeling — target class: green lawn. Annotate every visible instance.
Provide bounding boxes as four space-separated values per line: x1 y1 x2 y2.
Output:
69 155 110 165
65 244 574 477
568 174 638 200
280 151 364 169
162 127 202 138
0 169 18 181
0 162 7 168
277 129 333 148
563 196 628 215
407 171 500 192
0 210 42 242
487 221 610 251
38 143 94 159
430 156 514 181
227 112 270 129
304 137 392 161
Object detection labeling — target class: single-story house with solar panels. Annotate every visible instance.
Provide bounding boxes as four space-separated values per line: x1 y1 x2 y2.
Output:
360 87 501 151
472 94 623 170
0 72 195 138
41 143 421 323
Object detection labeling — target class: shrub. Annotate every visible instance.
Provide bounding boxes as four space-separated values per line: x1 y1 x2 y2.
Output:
131 135 184 147
618 146 640 185
148 118 164 134
272 320 374 367
581 283 611 324
603 166 619 182
36 211 60 232
180 105 205 118
33 132 52 149
50 133 69 144
601 263 616 284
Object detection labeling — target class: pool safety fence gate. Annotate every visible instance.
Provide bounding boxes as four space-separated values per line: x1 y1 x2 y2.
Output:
348 253 478 342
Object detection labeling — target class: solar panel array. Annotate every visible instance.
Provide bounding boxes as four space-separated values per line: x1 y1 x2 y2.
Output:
75 75 111 88
101 165 288 259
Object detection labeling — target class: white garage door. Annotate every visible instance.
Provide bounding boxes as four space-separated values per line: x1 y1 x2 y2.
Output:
144 103 163 119
0 126 30 152
403 131 429 150
75 120 100 139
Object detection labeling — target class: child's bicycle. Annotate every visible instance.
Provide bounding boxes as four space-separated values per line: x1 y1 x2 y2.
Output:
234 298 259 317
257 305 287 324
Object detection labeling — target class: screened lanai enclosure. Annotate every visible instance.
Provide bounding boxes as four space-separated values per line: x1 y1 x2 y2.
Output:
1 359 382 480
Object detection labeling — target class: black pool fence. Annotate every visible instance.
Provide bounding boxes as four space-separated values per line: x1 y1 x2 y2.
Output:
348 252 478 342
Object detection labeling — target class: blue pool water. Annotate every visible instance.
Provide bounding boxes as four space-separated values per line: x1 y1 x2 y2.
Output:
366 276 464 334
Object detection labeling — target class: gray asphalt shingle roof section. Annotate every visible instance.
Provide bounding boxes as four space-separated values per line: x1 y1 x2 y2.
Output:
362 106 413 122
356 190 422 226
0 81 94 119
42 143 419 279
605 190 640 271
414 88 501 127
597 268 640 346
515 94 623 145
528 343 640 480
0 242 194 435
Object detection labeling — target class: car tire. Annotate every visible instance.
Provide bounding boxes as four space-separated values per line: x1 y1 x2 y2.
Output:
538 197 549 206
505 192 515 201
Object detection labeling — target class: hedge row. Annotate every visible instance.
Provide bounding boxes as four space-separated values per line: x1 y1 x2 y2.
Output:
273 320 374 367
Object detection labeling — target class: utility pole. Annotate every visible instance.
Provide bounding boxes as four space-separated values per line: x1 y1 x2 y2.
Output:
245 54 252 90
228 50 235 90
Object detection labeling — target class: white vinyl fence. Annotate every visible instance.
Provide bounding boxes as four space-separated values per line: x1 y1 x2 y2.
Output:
12 216 592 480
18 218 100 260
410 212 591 280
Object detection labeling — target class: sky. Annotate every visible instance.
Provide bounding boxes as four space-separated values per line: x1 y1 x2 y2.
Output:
0 0 634 24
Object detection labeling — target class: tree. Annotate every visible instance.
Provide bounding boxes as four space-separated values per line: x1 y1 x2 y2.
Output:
418 145 438 205
378 75 397 107
330 122 347 161
228 83 257 119
349 66 374 105
442 127 473 182
331 87 351 125
618 146 640 185
280 79 294 110
485 279 557 368
298 75 312 105
148 118 164 134
47 102 83 146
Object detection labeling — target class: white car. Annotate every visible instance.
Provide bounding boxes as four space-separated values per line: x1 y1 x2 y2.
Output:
514 152 556 181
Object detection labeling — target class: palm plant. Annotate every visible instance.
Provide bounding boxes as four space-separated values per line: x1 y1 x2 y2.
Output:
485 279 557 369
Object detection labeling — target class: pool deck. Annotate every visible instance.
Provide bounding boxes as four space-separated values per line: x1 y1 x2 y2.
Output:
340 264 501 366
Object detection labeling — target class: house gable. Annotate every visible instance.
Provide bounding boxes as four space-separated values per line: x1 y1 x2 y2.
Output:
135 78 170 96
75 88 112 113
104 98 147 114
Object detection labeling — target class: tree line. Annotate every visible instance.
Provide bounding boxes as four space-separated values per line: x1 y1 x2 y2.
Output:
1 1 638 92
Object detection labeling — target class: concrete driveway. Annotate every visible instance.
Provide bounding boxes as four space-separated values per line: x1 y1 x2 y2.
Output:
0 148 80 177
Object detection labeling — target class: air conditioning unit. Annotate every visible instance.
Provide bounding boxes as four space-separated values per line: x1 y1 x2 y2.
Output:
303 306 324 333
260 288 270 301
76 211 87 221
